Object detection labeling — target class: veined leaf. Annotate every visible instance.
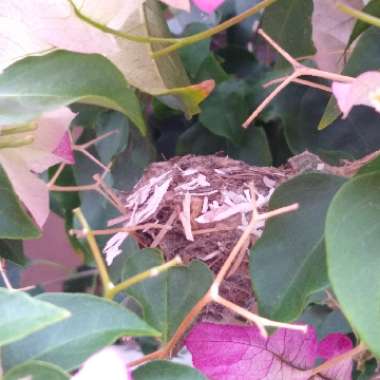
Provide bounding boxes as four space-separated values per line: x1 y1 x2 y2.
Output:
4 361 70 380
133 360 207 380
0 166 40 239
261 0 315 68
2 293 159 371
326 172 380 357
250 173 346 322
0 288 69 347
0 51 146 134
110 248 213 342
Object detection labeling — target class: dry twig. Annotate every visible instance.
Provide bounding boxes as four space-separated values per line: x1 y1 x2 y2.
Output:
243 29 353 128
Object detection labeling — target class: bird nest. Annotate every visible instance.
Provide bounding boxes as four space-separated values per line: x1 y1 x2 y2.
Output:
102 151 358 322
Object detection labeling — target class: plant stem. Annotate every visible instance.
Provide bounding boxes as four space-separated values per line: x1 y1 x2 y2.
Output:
0 260 13 290
0 135 34 149
106 256 182 299
243 73 298 128
73 208 113 295
337 2 380 28
243 28 355 127
48 162 66 187
213 293 307 337
128 189 299 368
0 122 37 136
153 0 279 57
67 0 179 44
49 183 98 192
70 0 279 58
70 223 172 237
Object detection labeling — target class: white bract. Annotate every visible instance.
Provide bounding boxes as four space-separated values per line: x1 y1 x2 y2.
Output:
0 0 131 72
0 107 75 227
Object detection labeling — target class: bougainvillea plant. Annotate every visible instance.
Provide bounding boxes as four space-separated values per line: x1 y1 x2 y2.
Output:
1 0 380 379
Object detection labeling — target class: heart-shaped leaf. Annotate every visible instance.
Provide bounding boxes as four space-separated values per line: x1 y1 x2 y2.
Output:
250 173 346 322
0 167 41 239
4 361 69 380
0 240 26 266
326 171 380 357
262 0 314 68
2 293 159 371
0 288 69 347
0 51 145 134
110 248 213 342
133 360 207 380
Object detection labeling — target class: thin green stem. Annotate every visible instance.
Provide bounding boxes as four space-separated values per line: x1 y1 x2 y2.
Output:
106 256 182 300
152 0 279 57
69 0 278 58
337 2 380 28
73 208 113 295
0 122 37 136
68 0 179 44
0 135 34 149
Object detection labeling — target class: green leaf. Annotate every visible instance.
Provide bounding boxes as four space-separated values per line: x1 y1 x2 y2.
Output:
0 51 145 134
301 305 351 339
49 165 81 218
0 288 69 347
0 166 40 239
0 240 26 266
133 360 207 380
111 121 157 191
194 54 229 84
357 155 380 176
94 112 130 164
176 123 272 166
275 83 380 161
199 79 250 144
4 361 69 380
348 0 380 47
355 359 378 380
250 173 346 321
261 0 315 68
318 27 380 130
176 122 226 156
179 23 211 80
227 126 272 166
317 98 341 132
111 248 213 342
326 172 380 357
2 293 159 371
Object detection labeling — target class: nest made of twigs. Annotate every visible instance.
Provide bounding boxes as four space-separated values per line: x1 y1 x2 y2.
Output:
102 151 365 322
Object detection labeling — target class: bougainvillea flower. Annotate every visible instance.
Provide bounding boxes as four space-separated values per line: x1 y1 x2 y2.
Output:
0 0 224 74
72 346 132 380
312 0 363 73
191 0 225 13
0 107 75 227
160 0 224 13
186 322 353 380
0 0 132 72
0 0 215 113
332 71 380 118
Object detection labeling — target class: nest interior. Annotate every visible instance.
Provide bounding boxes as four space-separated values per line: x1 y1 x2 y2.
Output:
104 152 334 322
